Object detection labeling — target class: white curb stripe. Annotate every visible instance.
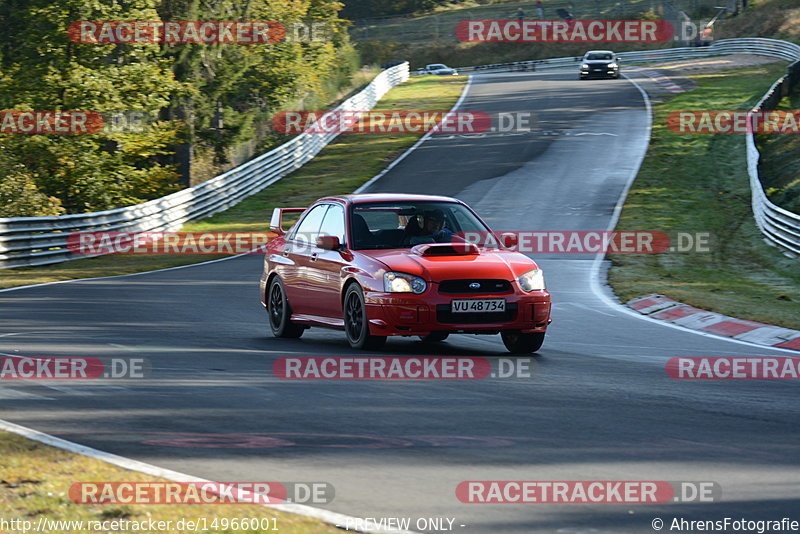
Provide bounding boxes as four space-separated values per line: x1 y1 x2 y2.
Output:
0 419 419 534
627 294 800 351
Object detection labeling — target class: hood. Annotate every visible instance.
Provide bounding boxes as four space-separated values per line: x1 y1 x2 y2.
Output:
361 248 538 283
585 60 614 65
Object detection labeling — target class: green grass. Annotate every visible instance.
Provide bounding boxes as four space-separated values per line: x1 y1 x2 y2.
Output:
351 0 661 44
0 431 342 533
716 0 800 45
608 65 800 330
355 2 676 68
0 75 467 290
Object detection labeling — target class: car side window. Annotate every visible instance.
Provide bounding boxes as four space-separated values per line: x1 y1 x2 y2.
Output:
289 204 329 245
319 204 345 244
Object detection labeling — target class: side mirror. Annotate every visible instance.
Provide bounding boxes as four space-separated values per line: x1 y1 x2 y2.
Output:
500 232 518 248
316 235 341 251
270 207 306 235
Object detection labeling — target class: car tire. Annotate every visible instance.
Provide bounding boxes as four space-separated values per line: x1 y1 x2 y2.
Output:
501 332 545 354
344 284 387 350
418 332 450 343
268 277 304 339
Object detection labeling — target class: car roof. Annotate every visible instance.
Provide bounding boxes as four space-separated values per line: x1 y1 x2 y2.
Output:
584 50 615 54
317 193 461 205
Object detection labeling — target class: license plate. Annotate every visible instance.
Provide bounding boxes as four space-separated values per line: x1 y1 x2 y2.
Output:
451 299 506 313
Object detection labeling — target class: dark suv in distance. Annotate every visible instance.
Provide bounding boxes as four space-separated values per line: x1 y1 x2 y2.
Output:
579 50 620 79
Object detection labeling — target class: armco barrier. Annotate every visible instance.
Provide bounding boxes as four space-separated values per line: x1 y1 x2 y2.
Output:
3 38 800 268
0 62 409 269
747 59 800 256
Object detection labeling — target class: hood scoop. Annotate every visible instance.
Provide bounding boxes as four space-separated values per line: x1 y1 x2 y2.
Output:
411 243 480 256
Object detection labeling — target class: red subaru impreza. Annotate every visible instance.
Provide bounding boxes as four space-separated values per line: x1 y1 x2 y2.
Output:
260 194 551 353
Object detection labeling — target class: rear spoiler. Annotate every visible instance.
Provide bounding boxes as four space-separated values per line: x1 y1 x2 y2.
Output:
269 207 306 235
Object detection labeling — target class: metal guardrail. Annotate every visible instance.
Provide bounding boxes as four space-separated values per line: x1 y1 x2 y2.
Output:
747 59 800 256
0 62 409 269
3 38 800 268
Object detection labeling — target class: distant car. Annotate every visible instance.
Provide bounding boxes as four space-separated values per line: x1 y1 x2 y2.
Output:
579 50 620 79
419 63 458 76
261 194 551 353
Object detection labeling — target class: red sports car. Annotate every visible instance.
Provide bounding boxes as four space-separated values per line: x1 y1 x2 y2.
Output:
260 194 551 353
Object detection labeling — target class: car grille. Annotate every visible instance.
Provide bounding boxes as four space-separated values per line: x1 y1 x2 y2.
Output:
436 303 518 324
438 279 512 294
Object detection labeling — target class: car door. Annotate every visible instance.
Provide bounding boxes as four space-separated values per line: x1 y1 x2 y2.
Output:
305 203 350 320
281 204 329 314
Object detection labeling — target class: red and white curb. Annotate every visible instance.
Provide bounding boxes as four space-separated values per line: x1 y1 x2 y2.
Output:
628 294 800 351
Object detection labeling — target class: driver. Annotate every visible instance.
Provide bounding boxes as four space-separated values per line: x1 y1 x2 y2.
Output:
406 208 454 244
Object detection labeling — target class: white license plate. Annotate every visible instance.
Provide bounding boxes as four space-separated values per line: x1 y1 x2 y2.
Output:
451 299 506 313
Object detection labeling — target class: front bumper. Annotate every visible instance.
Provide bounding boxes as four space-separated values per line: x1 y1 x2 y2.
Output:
364 290 551 336
580 68 618 78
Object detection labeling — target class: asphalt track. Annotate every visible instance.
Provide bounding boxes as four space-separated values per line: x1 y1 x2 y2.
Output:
1 69 798 534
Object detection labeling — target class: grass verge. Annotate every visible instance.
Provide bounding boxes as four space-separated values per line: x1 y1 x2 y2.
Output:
0 75 467 290
0 430 341 533
608 64 800 330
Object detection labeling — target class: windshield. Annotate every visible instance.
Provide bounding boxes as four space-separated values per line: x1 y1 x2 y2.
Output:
428 64 447 69
585 53 613 60
349 201 492 250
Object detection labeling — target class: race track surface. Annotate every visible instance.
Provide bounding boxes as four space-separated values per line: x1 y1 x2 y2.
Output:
1 69 797 533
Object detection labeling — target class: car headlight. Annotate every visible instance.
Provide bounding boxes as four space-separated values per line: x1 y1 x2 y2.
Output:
384 272 427 294
518 268 545 292
607 63 618 68
581 64 589 69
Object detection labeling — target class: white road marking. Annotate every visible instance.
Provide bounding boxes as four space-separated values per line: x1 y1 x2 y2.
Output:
553 302 616 317
0 418 419 534
0 388 54 401
354 75 474 194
